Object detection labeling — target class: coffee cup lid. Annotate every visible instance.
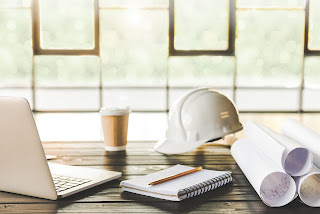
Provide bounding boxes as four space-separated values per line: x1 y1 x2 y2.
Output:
100 106 131 116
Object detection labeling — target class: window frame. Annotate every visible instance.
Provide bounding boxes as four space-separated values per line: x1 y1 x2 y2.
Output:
31 0 100 56
168 0 236 56
2 0 317 113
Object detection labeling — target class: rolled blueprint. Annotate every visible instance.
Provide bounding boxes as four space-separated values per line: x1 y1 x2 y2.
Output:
231 139 297 207
281 119 320 207
281 118 320 168
295 164 320 207
244 122 313 176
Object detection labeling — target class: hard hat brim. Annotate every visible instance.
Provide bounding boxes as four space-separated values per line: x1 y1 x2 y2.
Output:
154 124 243 154
153 138 208 155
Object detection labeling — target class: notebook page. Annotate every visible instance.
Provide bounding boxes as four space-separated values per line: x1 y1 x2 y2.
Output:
120 165 229 196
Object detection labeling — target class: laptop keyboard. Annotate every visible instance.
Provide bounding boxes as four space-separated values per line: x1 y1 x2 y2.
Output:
52 174 92 193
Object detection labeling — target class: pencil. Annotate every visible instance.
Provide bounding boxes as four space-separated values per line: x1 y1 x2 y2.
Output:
148 166 202 185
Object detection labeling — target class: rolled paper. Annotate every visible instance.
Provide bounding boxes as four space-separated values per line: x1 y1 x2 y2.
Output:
281 119 320 207
244 121 313 176
281 118 320 168
295 165 320 207
231 139 297 207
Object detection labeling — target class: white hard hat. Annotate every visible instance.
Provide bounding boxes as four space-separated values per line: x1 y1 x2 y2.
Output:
154 87 243 154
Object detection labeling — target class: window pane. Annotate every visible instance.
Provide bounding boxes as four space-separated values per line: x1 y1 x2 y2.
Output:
236 10 304 87
0 9 32 86
100 10 168 86
308 0 320 50
169 56 234 87
35 112 167 141
304 56 320 88
236 89 299 111
35 113 101 141
303 89 320 111
35 88 99 111
100 0 168 8
35 56 100 111
35 56 100 86
39 0 94 49
237 0 306 8
174 0 229 50
0 0 30 8
127 113 167 141
0 88 32 109
103 88 166 111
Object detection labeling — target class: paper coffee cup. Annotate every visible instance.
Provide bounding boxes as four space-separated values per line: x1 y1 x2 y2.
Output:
100 106 130 151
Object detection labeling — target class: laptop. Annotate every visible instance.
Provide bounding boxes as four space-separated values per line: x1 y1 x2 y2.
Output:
0 97 121 200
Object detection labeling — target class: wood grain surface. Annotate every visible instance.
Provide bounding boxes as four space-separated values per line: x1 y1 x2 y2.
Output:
0 141 318 213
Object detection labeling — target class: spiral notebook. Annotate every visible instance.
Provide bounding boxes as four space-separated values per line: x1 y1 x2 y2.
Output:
120 165 233 201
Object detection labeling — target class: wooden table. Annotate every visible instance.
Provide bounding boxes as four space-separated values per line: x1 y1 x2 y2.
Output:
0 141 318 213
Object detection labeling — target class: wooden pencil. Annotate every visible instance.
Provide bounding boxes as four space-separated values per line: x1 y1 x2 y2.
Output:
148 166 202 185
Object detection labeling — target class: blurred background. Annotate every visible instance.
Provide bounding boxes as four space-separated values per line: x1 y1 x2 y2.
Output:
0 0 319 141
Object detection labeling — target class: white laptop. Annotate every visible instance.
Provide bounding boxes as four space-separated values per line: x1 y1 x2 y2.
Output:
0 97 121 200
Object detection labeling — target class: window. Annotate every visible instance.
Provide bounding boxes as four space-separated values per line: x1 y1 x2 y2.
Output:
39 0 95 49
174 0 229 50
100 8 168 110
1 0 319 113
0 0 33 107
35 55 100 110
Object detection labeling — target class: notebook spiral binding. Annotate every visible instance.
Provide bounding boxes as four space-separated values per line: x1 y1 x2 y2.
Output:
178 172 233 199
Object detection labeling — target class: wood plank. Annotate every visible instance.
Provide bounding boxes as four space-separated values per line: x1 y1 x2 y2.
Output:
43 142 151 149
3 139 315 213
43 142 231 156
0 183 257 203
0 201 317 214
0 174 252 204
49 164 243 175
47 155 236 165
43 147 231 156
